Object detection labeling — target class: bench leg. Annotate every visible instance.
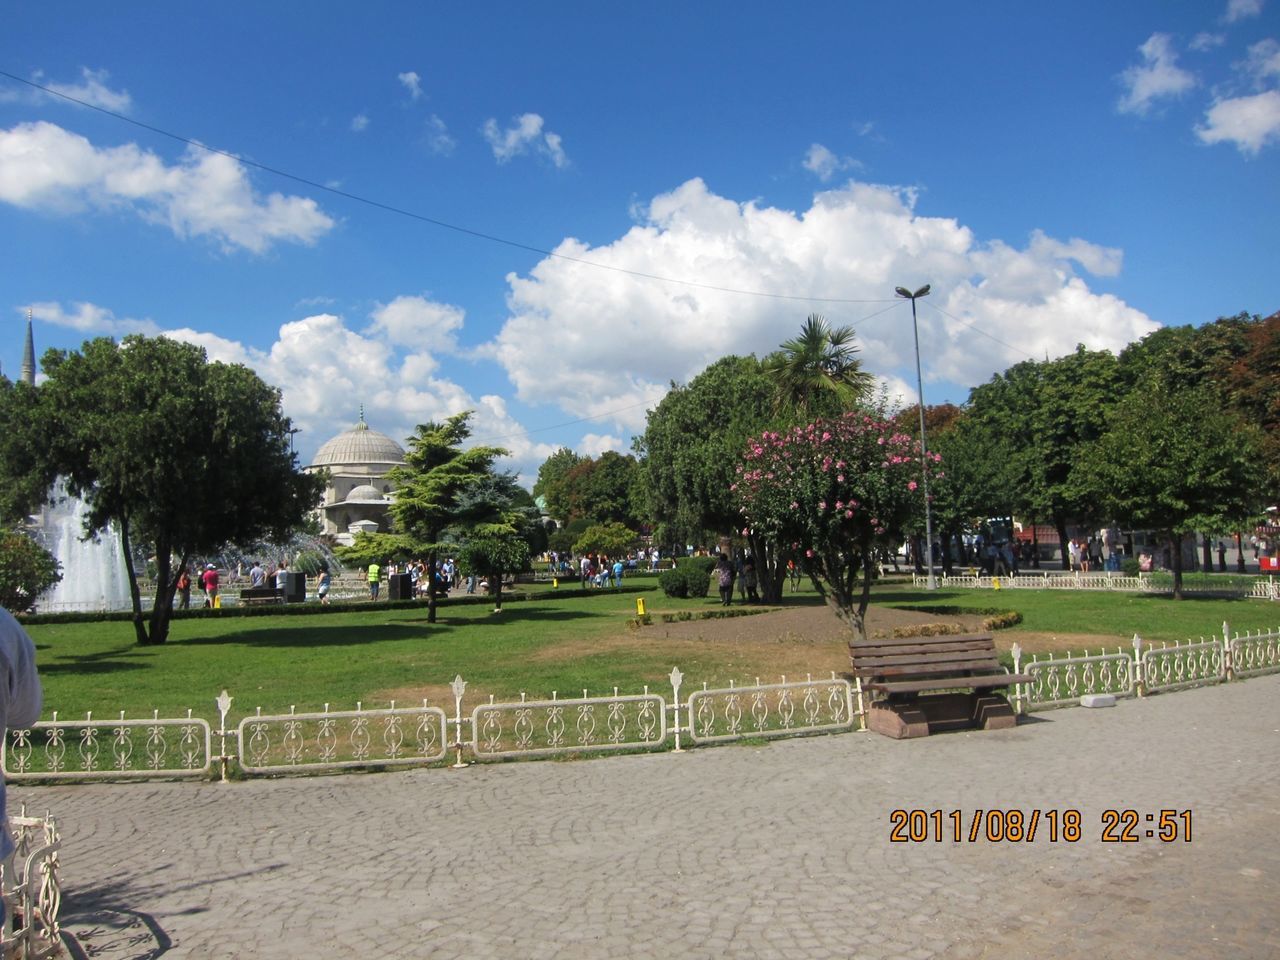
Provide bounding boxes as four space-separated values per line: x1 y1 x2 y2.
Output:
971 693 1017 730
867 701 930 739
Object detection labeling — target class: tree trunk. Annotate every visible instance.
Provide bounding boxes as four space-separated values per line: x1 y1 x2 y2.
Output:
1030 522 1041 569
1201 534 1213 574
426 548 438 624
119 518 153 646
146 543 177 647
750 534 785 603
1052 512 1070 572
1235 532 1247 574
1170 532 1184 599
493 571 503 611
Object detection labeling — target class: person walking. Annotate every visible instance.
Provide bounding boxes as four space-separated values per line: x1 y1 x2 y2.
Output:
715 554 735 606
317 565 331 605
176 566 191 609
367 561 381 600
0 607 42 928
201 564 220 608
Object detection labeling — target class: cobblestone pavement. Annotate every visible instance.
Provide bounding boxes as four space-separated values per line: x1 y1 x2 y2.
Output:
13 674 1279 960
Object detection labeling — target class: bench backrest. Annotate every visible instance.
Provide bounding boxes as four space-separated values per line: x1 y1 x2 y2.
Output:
850 633 1003 682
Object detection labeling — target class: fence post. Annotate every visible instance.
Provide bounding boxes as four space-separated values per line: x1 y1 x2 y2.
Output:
669 667 684 753
1131 635 1145 697
215 690 233 782
854 675 866 730
450 675 468 768
1011 643 1024 715
1222 620 1233 681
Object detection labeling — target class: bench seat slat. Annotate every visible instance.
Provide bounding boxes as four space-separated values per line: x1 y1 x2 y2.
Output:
871 673 1033 693
860 659 1009 678
857 633 994 648
852 648 1003 667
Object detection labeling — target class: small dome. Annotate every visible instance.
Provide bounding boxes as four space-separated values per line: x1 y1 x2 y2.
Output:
346 484 385 502
310 419 406 468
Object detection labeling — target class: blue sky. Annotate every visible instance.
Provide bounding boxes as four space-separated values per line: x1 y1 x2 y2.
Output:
3 1 1278 481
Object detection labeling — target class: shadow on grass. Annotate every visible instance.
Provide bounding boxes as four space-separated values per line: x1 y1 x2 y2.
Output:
38 645 152 677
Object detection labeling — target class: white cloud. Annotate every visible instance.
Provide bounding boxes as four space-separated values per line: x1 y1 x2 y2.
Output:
1243 38 1280 81
1190 32 1226 52
802 143 861 182
1224 0 1263 23
351 113 370 132
482 113 569 168
486 178 1158 429
159 302 556 480
24 300 158 335
43 67 132 113
578 434 623 457
398 71 423 100
1196 89 1280 153
0 121 334 252
425 114 456 155
1118 34 1198 114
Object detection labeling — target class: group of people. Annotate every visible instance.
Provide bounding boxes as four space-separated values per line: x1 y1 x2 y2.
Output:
1066 536 1107 573
714 552 759 605
174 559 333 607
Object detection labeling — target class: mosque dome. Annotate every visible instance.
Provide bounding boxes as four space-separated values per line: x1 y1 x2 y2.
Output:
345 484 386 502
309 418 406 469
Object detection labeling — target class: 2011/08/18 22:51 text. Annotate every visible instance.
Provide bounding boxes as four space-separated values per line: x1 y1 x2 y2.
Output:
888 809 1193 843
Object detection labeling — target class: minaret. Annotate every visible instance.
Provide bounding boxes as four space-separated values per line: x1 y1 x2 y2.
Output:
20 309 35 386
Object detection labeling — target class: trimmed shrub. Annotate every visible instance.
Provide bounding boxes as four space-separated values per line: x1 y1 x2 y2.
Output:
658 568 688 598
676 556 716 599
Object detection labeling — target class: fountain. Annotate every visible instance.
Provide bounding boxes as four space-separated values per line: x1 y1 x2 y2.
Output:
35 482 133 613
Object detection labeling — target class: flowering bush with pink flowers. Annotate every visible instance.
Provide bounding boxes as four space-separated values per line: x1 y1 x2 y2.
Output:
732 411 938 639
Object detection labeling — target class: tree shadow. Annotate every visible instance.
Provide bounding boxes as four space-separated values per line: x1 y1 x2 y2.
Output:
38 646 152 677
174 623 431 648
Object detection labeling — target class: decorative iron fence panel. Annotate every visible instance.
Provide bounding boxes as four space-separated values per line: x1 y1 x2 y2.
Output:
237 702 448 774
0 810 61 959
1141 640 1226 692
470 690 666 759
686 675 857 745
1020 653 1135 709
1230 628 1280 677
3 713 211 781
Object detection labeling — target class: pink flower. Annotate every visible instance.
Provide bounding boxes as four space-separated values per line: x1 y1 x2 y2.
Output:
908 481 918 491
818 501 827 511
845 509 853 518
805 549 814 558
837 474 845 482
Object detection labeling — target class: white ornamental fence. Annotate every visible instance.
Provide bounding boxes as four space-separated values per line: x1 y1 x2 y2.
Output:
915 571 1279 598
0 808 61 960
3 622 1277 783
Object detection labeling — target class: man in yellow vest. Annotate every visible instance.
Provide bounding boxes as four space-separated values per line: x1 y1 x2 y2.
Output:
367 561 382 600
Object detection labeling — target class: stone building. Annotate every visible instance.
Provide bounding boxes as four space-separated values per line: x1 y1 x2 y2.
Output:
306 413 406 545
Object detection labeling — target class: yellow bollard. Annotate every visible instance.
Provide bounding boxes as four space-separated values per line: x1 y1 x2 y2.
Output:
636 597 646 616
552 578 558 588
992 577 1001 590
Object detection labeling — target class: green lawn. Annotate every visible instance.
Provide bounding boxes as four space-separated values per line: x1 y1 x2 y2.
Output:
25 583 1279 723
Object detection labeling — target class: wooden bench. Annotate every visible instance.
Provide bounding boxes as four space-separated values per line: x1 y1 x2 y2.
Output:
850 633 1033 739
238 587 283 606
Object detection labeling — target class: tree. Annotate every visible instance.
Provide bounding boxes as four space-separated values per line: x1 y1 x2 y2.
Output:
385 412 508 623
572 521 638 557
0 336 322 645
734 410 935 641
457 535 529 612
0 529 61 613
764 314 875 415
532 447 585 522
1075 381 1263 598
964 346 1118 563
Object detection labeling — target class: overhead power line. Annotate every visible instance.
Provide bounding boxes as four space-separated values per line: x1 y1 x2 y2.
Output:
0 69 896 307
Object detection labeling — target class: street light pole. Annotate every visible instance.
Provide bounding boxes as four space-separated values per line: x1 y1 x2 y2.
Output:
895 284 937 590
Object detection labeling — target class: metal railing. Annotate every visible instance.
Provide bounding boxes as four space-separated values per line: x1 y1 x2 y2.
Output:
0 808 61 960
4 621 1277 782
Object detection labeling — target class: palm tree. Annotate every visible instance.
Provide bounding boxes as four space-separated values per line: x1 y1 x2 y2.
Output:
766 314 875 415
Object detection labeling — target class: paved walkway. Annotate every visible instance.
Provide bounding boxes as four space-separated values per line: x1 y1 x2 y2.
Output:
13 675 1280 959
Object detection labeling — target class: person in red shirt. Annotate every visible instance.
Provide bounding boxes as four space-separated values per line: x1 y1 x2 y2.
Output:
201 564 220 607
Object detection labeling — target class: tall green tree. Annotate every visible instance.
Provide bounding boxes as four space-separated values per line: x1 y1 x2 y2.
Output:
385 412 508 623
1075 381 1263 598
0 529 61 613
532 447 585 521
0 336 322 644
764 314 875 415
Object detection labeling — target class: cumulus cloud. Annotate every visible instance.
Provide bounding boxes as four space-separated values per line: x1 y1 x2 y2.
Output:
1118 34 1197 114
486 177 1158 431
24 300 158 335
1243 38 1280 81
482 113 569 168
351 113 370 132
1196 89 1280 153
43 67 132 112
425 114 456 155
1190 32 1226 52
802 143 861 182
153 302 556 480
398 71 423 100
1224 0 1263 23
0 121 334 252
578 434 624 457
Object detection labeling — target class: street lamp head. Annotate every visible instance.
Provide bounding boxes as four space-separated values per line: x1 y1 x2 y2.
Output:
895 284 932 300
894 286 913 299
913 284 931 299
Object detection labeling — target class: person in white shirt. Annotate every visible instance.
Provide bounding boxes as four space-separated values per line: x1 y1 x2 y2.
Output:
0 607 43 918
